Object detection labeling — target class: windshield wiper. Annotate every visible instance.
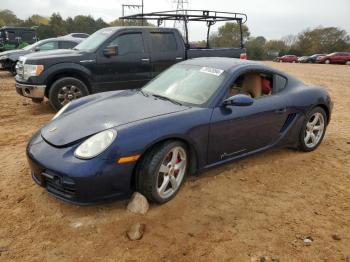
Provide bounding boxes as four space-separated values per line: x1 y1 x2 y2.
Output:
137 89 149 97
152 94 183 106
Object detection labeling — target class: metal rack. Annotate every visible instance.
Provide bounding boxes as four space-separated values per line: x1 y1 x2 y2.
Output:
120 10 248 48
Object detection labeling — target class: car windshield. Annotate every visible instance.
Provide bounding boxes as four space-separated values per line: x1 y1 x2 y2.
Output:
142 64 227 106
74 28 115 52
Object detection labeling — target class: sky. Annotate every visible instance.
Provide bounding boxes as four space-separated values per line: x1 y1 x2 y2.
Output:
1 0 350 41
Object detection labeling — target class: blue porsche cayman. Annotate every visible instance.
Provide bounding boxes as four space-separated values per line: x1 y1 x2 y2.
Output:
27 58 333 204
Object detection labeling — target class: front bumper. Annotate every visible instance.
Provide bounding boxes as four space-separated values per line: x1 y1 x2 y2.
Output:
16 82 46 99
27 132 135 205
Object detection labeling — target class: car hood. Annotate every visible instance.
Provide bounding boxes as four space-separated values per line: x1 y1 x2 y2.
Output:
0 49 30 60
25 49 89 64
41 90 190 147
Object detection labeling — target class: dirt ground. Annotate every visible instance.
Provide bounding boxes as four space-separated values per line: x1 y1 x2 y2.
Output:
0 62 349 262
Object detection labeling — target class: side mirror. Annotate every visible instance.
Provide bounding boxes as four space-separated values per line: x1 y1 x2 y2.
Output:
223 94 254 107
103 46 118 57
34 47 40 52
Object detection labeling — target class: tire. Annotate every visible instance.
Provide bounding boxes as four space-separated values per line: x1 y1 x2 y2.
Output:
292 61 296 63
136 141 189 204
10 62 17 75
49 77 89 111
325 59 330 64
346 61 350 65
299 107 327 152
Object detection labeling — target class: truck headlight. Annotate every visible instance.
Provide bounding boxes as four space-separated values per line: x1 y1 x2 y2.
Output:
74 129 117 159
23 64 44 80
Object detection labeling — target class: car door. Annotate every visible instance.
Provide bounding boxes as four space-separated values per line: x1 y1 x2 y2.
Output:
207 72 289 164
147 30 185 77
95 31 151 91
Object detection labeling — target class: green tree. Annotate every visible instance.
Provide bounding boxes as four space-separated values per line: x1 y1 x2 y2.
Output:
210 22 250 48
0 9 21 26
245 36 266 60
296 27 350 54
49 13 66 36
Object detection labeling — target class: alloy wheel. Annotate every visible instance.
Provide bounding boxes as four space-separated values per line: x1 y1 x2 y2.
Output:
304 112 325 148
156 146 187 199
57 85 83 106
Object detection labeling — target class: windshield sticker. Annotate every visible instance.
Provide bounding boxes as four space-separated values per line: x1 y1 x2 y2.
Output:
200 67 224 76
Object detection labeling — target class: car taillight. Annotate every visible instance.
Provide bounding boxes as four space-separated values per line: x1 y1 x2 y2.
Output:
240 53 247 60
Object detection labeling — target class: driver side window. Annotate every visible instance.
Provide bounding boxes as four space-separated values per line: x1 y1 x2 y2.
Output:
107 33 145 56
228 72 274 99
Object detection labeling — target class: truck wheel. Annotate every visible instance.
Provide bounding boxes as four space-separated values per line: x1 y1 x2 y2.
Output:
49 77 89 111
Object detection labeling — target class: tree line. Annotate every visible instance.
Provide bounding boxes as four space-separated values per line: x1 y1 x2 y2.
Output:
1 9 350 60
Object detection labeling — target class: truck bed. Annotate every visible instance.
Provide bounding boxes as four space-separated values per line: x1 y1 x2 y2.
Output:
187 48 245 59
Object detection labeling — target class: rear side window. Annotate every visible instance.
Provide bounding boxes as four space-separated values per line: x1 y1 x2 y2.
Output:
274 74 287 93
60 41 77 49
150 32 177 52
108 33 144 55
22 31 35 42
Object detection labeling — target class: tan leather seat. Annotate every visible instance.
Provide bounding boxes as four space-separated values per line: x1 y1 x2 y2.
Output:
241 73 262 98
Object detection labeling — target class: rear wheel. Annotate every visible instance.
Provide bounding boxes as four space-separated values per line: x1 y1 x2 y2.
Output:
325 59 330 64
299 107 327 152
346 61 350 65
136 141 189 203
49 77 89 111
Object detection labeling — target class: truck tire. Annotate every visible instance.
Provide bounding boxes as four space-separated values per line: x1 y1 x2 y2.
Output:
49 77 89 111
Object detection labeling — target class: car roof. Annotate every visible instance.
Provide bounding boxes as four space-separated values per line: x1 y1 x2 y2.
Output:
180 57 263 71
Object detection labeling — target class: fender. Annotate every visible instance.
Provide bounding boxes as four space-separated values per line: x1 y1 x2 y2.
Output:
43 63 94 95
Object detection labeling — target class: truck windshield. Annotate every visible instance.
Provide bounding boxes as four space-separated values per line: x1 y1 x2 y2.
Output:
74 28 115 52
142 64 227 106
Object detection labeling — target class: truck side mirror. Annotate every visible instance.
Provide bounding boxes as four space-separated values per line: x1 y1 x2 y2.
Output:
223 94 254 107
103 46 118 57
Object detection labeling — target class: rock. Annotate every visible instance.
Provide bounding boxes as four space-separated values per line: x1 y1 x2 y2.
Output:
127 192 149 215
16 195 25 203
303 236 313 246
0 247 8 253
259 257 266 262
332 234 341 241
126 223 145 241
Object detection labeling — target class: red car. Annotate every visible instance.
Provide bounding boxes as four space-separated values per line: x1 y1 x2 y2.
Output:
316 52 350 65
275 55 298 63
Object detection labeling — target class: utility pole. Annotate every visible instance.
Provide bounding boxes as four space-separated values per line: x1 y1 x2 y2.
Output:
173 0 189 37
122 0 144 26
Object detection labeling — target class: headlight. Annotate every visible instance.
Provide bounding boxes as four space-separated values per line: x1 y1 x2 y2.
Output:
23 64 44 80
74 129 117 159
0 55 8 60
52 102 71 120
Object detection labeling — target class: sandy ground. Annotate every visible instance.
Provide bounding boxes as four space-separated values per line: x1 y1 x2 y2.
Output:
0 62 349 262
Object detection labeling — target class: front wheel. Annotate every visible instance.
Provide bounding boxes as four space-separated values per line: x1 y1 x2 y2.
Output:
325 59 330 64
346 61 350 65
299 107 327 152
136 141 189 203
49 77 89 111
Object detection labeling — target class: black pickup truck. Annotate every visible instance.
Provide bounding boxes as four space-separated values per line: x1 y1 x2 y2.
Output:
16 11 247 110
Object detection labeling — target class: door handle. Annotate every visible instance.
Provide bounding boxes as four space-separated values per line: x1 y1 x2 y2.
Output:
141 58 150 62
275 108 286 114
